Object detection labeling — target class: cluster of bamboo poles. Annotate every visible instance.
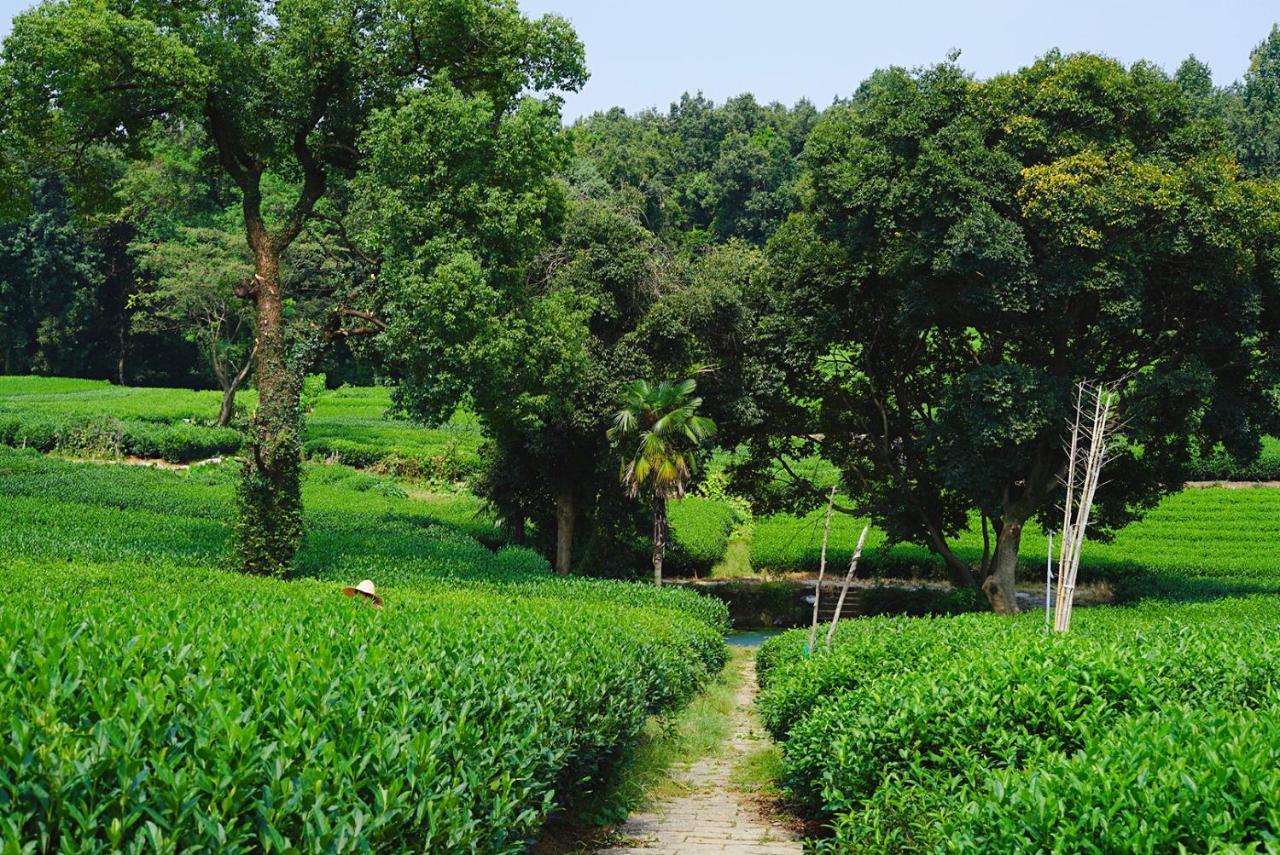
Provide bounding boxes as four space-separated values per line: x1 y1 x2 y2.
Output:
1051 381 1119 632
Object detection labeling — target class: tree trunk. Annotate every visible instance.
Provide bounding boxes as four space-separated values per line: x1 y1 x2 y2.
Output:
215 348 255 428
982 517 1023 614
652 495 667 586
234 239 304 576
217 386 238 428
554 489 575 575
920 517 978 589
116 323 127 386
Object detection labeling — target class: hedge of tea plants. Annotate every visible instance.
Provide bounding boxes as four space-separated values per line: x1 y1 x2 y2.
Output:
756 597 1280 852
666 495 740 575
750 487 1280 585
0 377 482 473
0 447 728 851
300 385 483 480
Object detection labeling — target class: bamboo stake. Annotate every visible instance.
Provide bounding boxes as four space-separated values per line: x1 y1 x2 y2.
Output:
1045 530 1053 631
806 486 837 656
825 522 871 647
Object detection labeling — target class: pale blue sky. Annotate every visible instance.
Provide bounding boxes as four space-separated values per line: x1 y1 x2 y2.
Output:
3 0 1277 120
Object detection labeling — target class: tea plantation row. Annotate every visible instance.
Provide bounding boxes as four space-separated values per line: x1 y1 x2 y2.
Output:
750 487 1280 584
0 447 728 852
0 377 482 476
757 597 1280 851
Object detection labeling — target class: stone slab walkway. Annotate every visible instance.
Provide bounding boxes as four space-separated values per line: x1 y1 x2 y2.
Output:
596 655 803 855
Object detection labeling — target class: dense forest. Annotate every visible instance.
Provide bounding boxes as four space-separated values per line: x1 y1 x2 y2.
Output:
3 6 1280 610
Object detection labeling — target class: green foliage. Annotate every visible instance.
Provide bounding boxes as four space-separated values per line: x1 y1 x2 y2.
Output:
1235 25 1280 178
732 51 1280 606
667 495 739 573
360 79 575 427
0 446 728 851
942 701 1280 851
0 177 101 374
571 93 818 246
750 486 1280 584
758 597 1280 851
1186 435 1280 481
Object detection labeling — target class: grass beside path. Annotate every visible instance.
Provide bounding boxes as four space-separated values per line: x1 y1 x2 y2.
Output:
603 647 748 812
535 649 748 852
710 529 758 579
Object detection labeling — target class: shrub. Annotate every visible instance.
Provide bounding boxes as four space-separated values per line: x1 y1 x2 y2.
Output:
0 560 724 853
124 420 243 462
939 699 1280 852
667 495 739 574
758 598 1280 852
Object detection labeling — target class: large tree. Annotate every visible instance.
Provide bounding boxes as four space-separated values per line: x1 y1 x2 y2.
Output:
1 0 585 574
739 53 1279 612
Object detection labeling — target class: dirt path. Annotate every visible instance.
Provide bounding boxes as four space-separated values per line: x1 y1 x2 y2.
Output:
596 653 803 855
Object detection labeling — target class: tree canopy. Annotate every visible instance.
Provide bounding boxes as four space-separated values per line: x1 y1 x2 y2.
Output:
728 52 1280 611
1 0 586 574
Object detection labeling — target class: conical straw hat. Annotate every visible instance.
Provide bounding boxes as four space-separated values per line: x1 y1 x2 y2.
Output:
342 579 383 608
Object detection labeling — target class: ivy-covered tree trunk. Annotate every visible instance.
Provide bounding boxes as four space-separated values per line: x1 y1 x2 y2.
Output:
652 495 667 586
233 235 303 576
554 489 575 574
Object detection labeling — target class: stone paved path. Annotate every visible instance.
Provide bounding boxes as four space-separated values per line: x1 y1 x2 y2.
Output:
596 654 804 855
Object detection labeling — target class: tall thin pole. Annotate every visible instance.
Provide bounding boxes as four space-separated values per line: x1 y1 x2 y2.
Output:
806 486 837 656
1045 530 1053 631
826 522 871 647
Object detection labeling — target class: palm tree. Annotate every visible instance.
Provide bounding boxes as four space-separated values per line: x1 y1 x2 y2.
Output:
609 376 716 585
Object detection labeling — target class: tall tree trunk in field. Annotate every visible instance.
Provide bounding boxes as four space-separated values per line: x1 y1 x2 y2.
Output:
554 488 575 574
233 225 303 576
982 517 1023 615
652 495 667 586
980 450 1057 615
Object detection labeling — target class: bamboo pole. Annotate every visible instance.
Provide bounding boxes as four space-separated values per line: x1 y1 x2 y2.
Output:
806 486 837 656
825 522 871 647
1045 530 1053 631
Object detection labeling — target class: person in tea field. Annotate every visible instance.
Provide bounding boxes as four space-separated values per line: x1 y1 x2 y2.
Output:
342 579 383 609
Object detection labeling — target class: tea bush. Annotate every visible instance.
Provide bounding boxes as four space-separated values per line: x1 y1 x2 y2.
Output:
758 597 1280 852
939 699 1280 852
1185 435 1280 481
750 487 1280 585
0 447 728 851
667 496 739 574
0 377 481 472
